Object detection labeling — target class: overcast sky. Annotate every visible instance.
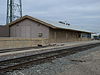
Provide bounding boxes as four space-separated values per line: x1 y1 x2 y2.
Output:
0 0 100 33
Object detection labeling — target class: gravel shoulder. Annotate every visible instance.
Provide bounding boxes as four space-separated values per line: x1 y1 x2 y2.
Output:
59 50 100 75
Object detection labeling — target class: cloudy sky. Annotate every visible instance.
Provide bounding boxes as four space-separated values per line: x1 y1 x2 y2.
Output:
0 0 100 33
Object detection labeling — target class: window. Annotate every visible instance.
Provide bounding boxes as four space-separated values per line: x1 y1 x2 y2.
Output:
38 33 43 37
81 33 90 38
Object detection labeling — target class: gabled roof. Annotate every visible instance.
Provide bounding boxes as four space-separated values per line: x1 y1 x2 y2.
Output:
7 15 93 33
7 15 56 29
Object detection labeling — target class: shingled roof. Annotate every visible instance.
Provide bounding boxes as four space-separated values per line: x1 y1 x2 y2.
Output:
7 15 93 33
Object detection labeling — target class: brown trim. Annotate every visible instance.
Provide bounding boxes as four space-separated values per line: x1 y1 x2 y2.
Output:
6 15 93 34
7 15 56 29
55 28 93 34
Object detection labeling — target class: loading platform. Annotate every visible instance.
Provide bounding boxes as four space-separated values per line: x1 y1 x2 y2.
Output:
0 41 100 62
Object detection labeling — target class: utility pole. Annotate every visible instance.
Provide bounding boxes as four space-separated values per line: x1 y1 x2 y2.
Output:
6 0 22 24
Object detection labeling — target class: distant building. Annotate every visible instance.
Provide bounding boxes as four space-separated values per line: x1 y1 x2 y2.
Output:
1 15 92 43
0 25 9 37
93 35 100 40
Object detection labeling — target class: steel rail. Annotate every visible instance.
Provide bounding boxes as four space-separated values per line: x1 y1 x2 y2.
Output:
0 43 100 73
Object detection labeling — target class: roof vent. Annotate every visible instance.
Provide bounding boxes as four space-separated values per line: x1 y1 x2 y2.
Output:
59 21 70 26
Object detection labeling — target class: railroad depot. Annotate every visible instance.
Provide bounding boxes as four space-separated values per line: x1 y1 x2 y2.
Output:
2 16 92 41
0 15 92 49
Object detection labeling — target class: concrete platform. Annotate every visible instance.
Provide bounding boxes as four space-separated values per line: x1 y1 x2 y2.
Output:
0 40 100 62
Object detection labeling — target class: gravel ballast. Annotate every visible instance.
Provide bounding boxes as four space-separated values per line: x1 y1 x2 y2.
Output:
5 46 100 75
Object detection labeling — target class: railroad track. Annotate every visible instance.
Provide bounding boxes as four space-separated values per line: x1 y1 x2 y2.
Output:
0 43 100 73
